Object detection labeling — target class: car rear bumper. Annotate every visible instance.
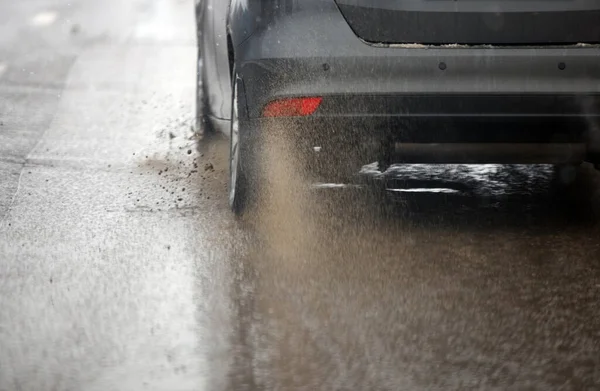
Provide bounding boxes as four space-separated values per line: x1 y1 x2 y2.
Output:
390 143 586 164
248 113 591 165
237 59 600 163
234 2 600 164
244 92 600 164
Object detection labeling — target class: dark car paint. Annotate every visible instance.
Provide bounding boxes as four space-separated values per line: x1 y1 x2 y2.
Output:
335 0 600 45
197 0 600 162
197 0 344 123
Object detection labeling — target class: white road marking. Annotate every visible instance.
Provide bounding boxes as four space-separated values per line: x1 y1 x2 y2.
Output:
31 11 58 26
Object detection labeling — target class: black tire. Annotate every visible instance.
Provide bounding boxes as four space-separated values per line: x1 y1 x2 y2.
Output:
229 70 261 215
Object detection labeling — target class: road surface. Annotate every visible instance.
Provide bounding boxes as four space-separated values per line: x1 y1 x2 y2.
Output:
1 1 599 390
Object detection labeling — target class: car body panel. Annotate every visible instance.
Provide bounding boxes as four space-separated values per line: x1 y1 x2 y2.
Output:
334 0 600 45
233 5 600 114
198 0 600 162
197 0 231 121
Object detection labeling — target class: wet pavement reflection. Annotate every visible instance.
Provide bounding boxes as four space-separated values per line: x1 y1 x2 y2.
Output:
218 138 600 390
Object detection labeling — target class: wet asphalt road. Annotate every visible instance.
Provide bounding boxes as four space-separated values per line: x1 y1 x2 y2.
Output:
1 1 600 390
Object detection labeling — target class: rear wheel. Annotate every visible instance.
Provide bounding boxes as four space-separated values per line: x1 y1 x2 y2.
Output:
229 71 260 215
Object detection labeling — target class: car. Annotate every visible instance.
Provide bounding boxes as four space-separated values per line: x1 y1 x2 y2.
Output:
196 0 600 215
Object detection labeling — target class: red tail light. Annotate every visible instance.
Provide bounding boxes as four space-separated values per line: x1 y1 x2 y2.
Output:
263 97 323 117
